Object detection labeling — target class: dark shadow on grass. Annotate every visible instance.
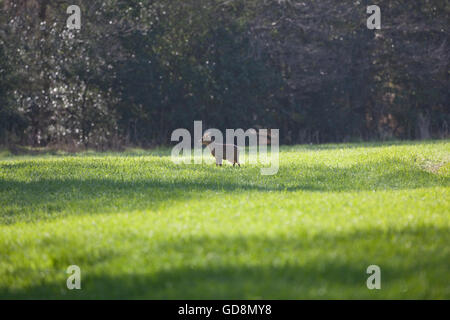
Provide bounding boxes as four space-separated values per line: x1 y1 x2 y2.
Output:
3 140 447 158
1 158 448 224
2 145 172 158
285 139 448 151
0 226 448 299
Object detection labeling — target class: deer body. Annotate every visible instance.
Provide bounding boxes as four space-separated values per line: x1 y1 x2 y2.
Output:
203 140 240 167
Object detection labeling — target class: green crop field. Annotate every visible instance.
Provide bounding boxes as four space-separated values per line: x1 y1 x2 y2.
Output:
0 140 449 299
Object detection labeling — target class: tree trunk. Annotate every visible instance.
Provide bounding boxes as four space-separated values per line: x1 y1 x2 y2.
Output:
417 112 431 140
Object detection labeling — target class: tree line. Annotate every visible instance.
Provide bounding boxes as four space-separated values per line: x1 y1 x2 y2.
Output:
0 0 448 149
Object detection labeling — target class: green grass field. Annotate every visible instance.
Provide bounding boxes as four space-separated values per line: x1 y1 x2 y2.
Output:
0 140 449 299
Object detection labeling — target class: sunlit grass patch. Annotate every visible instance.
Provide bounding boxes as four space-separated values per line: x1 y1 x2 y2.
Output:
0 140 449 299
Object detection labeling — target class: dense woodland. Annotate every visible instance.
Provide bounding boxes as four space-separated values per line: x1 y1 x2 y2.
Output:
0 0 448 149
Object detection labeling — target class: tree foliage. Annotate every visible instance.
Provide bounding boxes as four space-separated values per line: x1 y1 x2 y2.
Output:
0 0 448 148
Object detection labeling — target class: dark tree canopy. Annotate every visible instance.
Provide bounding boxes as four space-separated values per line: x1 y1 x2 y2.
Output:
0 0 448 148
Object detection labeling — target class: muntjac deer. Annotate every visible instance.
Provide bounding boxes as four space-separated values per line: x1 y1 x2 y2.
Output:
201 132 240 167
